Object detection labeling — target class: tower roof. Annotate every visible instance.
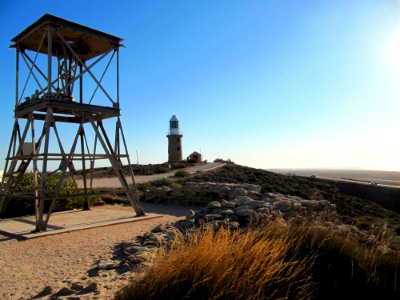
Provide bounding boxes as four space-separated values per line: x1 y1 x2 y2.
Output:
170 114 179 121
11 14 123 61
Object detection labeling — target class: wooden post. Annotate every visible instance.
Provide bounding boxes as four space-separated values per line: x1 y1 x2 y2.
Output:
80 126 90 210
90 120 144 216
47 26 52 95
36 108 53 232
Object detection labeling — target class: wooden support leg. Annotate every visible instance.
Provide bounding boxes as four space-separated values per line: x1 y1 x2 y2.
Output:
90 120 144 216
0 196 6 216
80 126 90 210
35 108 53 232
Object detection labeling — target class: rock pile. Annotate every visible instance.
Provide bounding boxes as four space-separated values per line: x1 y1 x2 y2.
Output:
141 182 261 205
182 193 338 230
123 192 339 265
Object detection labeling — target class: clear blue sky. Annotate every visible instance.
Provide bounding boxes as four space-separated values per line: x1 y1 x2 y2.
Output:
1 1 400 170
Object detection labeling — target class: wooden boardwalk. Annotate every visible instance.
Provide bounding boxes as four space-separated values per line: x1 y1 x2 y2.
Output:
0 163 223 240
0 207 160 240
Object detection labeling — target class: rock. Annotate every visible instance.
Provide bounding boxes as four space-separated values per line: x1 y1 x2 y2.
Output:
221 209 235 216
244 199 264 208
318 200 331 207
207 201 221 209
123 245 148 255
232 196 254 206
220 199 236 209
273 200 292 212
257 207 271 213
141 181 261 205
236 208 255 217
143 234 166 247
159 186 172 192
151 224 166 233
242 183 262 193
128 251 156 264
259 202 272 208
230 214 239 221
205 214 223 221
212 208 225 214
293 202 302 210
98 260 118 270
230 187 248 197
193 211 205 219
261 193 276 202
185 210 196 220
300 199 318 207
174 220 195 230
235 205 250 211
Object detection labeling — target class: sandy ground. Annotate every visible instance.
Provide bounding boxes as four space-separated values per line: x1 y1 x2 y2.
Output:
0 203 199 300
0 163 220 299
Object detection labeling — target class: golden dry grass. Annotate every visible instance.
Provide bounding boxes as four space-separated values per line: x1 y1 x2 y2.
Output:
117 221 400 300
117 223 317 300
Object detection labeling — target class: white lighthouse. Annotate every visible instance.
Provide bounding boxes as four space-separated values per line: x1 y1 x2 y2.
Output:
167 115 183 163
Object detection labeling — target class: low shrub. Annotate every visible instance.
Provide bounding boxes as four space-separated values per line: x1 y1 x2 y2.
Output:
174 170 189 178
3 172 86 217
213 158 234 164
154 166 169 174
142 170 155 175
214 158 225 163
137 178 177 193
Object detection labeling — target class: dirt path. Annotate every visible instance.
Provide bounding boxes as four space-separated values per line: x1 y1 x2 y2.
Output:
75 162 224 189
0 203 197 300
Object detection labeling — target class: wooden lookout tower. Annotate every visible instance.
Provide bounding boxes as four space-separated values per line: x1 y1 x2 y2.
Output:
0 14 144 232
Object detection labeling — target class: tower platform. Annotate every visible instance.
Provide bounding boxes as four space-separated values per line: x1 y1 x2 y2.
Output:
16 98 120 122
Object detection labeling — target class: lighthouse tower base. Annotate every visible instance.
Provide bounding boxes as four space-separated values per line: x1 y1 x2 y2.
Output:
167 134 183 163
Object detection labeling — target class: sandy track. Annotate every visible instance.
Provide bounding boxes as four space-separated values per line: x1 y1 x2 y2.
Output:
75 162 224 189
0 203 196 300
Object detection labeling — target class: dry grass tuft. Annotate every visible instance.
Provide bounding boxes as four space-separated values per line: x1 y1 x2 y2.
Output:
117 221 400 300
117 223 317 300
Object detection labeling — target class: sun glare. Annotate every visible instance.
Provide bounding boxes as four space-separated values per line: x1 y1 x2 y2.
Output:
385 27 400 71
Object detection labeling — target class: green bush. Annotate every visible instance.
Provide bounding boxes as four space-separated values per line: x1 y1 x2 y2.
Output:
213 158 225 163
137 178 177 193
213 158 234 164
175 170 189 178
143 170 155 175
3 172 93 217
151 178 176 188
154 166 170 174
